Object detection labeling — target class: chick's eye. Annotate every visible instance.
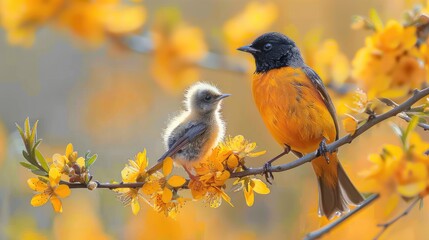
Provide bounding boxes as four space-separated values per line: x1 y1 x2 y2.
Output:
204 95 212 101
263 43 272 51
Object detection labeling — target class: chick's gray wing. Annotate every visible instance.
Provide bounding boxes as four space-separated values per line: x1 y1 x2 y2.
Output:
158 121 208 162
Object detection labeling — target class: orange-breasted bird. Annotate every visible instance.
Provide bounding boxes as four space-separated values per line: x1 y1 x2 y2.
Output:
238 32 364 219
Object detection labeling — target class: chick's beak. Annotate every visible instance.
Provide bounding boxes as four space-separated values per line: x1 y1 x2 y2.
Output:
216 94 231 101
237 45 260 54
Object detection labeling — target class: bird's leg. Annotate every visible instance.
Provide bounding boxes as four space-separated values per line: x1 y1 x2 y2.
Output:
263 145 291 184
317 138 330 164
183 164 198 181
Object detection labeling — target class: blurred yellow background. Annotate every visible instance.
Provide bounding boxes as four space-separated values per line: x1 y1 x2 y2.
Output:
1 0 429 239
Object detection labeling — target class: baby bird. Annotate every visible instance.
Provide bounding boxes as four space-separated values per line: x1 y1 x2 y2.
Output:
159 82 230 177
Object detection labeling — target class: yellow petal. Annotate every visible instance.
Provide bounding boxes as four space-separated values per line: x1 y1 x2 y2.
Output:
227 154 239 169
54 185 71 198
221 190 234 207
131 198 140 215
31 193 50 207
103 6 146 34
76 157 85 168
136 149 148 169
244 188 254 207
384 194 400 217
252 179 270 194
27 178 48 192
248 150 266 157
141 181 161 195
65 143 73 158
121 166 137 183
167 175 187 187
162 188 173 203
163 157 174 176
397 181 427 197
49 168 61 186
342 115 358 135
50 196 63 213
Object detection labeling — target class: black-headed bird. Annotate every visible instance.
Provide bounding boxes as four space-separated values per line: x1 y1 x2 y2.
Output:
238 32 364 219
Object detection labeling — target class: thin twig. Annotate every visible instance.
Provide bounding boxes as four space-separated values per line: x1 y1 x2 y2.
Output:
373 197 422 240
378 97 429 131
305 194 380 240
124 34 249 74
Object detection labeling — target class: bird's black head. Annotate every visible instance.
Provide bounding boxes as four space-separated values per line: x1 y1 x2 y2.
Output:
237 32 304 73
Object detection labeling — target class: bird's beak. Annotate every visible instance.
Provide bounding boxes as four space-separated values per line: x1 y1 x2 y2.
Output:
216 94 231 101
237 45 260 54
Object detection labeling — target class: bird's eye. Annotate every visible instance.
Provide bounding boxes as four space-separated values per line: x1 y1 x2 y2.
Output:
263 43 273 51
204 95 212 101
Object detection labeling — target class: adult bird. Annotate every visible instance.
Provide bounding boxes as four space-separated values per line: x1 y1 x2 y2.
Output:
238 32 364 219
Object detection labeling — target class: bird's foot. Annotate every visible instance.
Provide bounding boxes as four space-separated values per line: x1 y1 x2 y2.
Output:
262 146 291 184
263 162 274 184
317 138 330 164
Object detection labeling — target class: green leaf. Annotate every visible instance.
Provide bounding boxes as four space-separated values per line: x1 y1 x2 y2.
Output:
24 117 30 139
31 169 48 176
22 150 31 161
369 8 383 31
16 123 25 141
404 116 419 142
29 120 38 147
33 139 42 152
85 154 97 169
20 162 39 171
35 150 49 172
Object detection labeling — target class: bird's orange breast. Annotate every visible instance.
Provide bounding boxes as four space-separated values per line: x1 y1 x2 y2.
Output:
252 67 336 153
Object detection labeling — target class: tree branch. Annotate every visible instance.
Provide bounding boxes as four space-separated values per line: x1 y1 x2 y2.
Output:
378 98 429 131
373 197 422 240
231 87 429 178
57 87 429 189
305 194 380 240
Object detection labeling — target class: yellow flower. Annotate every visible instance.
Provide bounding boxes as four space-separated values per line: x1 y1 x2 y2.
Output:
115 187 144 215
0 0 64 46
151 11 207 93
234 177 270 207
342 115 358 135
121 149 149 183
188 147 234 208
312 39 350 85
368 20 417 55
27 168 71 212
220 135 266 159
361 131 429 199
151 191 189 219
352 18 423 99
204 186 233 208
193 147 230 186
223 1 278 52
58 0 145 46
52 143 85 173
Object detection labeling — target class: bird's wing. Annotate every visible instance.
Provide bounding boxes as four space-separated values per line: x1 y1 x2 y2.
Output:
157 122 208 162
302 66 339 140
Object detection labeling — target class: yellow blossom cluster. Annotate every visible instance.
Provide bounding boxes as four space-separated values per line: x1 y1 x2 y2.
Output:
19 118 271 217
151 9 208 93
352 9 427 99
361 121 429 213
189 135 268 207
223 1 278 53
116 151 188 218
0 0 145 46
